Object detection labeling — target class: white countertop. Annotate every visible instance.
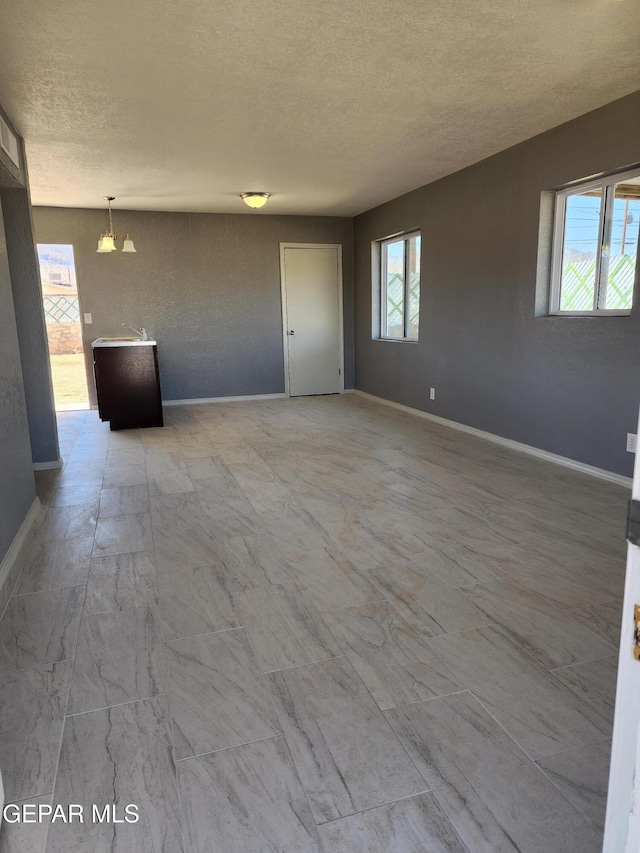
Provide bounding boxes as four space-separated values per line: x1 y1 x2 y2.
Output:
91 337 157 348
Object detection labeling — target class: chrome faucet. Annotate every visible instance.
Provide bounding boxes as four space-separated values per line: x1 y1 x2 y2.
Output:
122 323 148 341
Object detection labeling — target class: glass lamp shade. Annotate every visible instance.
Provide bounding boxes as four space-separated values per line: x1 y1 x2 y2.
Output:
97 234 116 252
241 192 270 209
122 237 137 253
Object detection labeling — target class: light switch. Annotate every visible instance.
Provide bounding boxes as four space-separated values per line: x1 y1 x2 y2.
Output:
83 313 93 324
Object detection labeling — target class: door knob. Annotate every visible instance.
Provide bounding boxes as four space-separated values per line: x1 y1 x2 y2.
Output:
288 330 295 335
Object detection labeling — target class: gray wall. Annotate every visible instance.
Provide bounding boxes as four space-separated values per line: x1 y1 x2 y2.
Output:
0 104 58 466
33 208 354 401
0 194 36 561
0 102 54 564
354 89 640 478
2 187 59 463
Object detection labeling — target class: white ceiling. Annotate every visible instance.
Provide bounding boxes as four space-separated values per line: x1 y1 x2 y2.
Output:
1 0 639 217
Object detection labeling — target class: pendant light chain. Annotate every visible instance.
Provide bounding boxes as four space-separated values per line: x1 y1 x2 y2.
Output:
107 196 115 237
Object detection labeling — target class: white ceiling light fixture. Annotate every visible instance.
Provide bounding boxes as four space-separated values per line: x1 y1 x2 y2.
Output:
97 196 137 253
241 192 271 210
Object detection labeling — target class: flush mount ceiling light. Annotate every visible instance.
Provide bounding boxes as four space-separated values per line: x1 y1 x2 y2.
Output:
241 192 271 209
97 196 137 253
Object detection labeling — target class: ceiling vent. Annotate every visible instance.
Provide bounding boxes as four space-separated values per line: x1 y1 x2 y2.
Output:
0 116 20 169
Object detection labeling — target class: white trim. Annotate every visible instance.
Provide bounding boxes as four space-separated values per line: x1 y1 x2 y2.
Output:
558 164 640 197
279 243 345 398
354 390 632 488
0 497 41 595
163 393 287 407
548 310 632 318
378 230 421 341
33 458 62 471
604 406 640 852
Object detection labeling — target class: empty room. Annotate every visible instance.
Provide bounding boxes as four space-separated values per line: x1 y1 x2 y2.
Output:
0 1 639 851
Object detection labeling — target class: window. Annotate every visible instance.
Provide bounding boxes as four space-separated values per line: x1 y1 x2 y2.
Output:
378 231 421 340
550 167 640 315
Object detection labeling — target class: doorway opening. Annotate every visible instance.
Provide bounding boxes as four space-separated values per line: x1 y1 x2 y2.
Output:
37 243 90 412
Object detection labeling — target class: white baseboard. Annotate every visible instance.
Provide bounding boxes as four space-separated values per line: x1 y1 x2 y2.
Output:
33 459 62 471
354 390 632 488
163 393 288 407
0 497 41 594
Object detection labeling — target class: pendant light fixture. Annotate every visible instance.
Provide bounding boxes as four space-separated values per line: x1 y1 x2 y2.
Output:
241 192 270 209
97 196 137 253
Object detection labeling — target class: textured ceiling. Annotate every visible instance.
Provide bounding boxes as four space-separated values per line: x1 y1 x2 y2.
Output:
1 0 639 216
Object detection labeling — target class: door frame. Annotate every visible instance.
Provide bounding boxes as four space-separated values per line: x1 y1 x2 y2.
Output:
279 242 345 398
603 406 640 851
70 240 98 409
37 240 94 411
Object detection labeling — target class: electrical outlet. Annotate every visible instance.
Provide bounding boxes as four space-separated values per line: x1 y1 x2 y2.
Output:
83 313 93 324
429 387 436 401
627 433 637 454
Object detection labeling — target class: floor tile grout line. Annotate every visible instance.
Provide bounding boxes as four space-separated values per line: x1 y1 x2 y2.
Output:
389 676 600 841
435 617 608 680
9 582 88 600
468 685 611 822
147 460 198 853
533 733 612 764
428 788 480 853
382 690 481 793
5 789 55 807
546 663 617 728
164 667 189 851
316 588 475 706
174 731 285 763
43 579 89 851
456 578 623 656
550 653 619 673
314 787 440 828
165 624 247 644
273 651 436 826
382 688 470 713
533 730 618 764
64 691 169 719
260 658 330 832
533 747 609 833
0 522 47 624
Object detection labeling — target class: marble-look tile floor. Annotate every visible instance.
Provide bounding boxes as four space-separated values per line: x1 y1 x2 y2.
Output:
0 395 627 852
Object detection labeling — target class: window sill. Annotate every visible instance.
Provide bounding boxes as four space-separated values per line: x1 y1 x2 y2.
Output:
545 311 632 318
375 337 419 343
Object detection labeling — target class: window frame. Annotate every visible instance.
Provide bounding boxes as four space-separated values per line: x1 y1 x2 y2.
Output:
549 166 640 316
378 230 421 342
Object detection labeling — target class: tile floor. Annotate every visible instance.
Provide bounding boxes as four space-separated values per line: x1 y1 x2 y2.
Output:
0 395 627 852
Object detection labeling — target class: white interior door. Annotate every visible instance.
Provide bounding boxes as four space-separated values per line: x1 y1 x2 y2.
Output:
281 244 343 397
603 407 640 852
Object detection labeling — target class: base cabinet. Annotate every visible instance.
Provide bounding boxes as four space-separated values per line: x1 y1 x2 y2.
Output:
93 345 164 430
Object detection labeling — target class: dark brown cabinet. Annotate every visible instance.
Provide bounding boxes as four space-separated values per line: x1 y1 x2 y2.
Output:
93 343 164 431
